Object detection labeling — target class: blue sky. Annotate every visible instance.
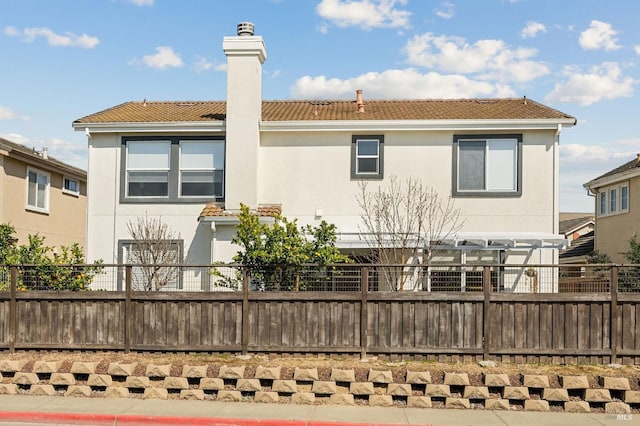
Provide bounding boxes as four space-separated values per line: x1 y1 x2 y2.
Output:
1 0 639 213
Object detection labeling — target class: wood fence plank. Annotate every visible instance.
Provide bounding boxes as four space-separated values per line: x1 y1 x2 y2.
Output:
438 302 450 349
514 303 526 349
577 303 589 350
565 303 578 350
622 303 634 350
526 303 540 350
390 302 401 348
552 303 565 350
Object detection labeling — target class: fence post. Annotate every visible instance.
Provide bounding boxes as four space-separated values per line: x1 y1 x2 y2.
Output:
360 266 369 359
483 266 492 361
610 265 619 364
242 267 250 355
124 265 132 353
9 267 17 353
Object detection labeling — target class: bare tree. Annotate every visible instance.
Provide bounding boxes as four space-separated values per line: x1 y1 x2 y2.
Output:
126 215 181 291
356 176 464 291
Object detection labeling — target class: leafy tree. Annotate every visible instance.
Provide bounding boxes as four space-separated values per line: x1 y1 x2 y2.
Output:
620 235 640 292
231 204 351 290
622 235 640 264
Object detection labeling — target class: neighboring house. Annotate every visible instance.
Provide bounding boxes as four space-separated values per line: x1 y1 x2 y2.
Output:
73 23 576 291
0 137 87 248
584 154 640 263
558 213 595 264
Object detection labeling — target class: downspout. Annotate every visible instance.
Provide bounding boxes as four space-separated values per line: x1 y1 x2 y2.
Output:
552 124 562 271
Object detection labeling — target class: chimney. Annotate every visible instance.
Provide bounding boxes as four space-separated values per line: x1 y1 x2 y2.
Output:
222 22 267 210
356 89 365 113
41 147 48 160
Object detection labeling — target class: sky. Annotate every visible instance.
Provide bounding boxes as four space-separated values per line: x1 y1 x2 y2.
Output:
1 0 639 213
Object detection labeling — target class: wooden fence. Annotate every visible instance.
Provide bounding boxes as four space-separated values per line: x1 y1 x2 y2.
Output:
1 265 640 364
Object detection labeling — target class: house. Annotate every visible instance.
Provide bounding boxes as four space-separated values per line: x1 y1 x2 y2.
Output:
558 213 595 264
0 137 87 248
584 154 640 263
72 23 576 291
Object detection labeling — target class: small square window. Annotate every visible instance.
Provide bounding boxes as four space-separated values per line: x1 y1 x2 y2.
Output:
63 177 80 195
351 135 384 179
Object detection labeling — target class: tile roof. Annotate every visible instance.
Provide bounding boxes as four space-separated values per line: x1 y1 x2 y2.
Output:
0 137 87 178
199 204 282 219
559 216 594 236
559 231 595 259
74 98 575 124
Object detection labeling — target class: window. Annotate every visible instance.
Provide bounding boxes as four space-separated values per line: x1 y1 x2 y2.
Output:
621 185 629 211
121 136 225 203
610 188 617 213
599 192 607 216
26 167 50 213
351 135 383 179
63 177 80 196
119 239 183 291
599 183 629 216
453 134 522 197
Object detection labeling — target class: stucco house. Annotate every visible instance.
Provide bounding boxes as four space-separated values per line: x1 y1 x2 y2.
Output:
0 137 87 248
584 154 640 263
73 23 576 291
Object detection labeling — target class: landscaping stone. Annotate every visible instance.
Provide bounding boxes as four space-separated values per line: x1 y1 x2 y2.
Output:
107 363 137 377
446 398 470 409
369 395 393 407
406 371 431 384
564 401 590 413
199 378 224 390
463 386 490 399
624 390 640 403
105 387 129 399
330 393 355 405
163 377 189 390
478 360 497 368
605 402 631 415
349 382 374 395
28 385 55 396
444 372 470 386
602 377 630 390
124 376 150 389
65 385 92 397
407 396 432 408
236 378 262 392
561 375 589 389
50 373 75 386
485 399 510 410
255 391 279 403
330 369 355 383
387 383 412 397
255 366 281 380
181 365 208 378
292 392 315 405
426 384 451 397
180 389 205 400
0 360 26 372
484 373 510 387
143 388 168 400
218 365 245 380
32 361 63 374
311 381 336 395
0 384 17 395
12 372 38 385
585 388 612 402
503 386 530 400
542 388 570 402
368 370 393 383
88 374 113 387
70 362 97 375
523 375 549 388
273 380 297 393
294 367 318 381
145 364 170 378
524 400 550 412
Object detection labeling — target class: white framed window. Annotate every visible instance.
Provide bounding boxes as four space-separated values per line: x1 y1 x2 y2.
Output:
179 140 224 197
453 134 522 196
126 141 171 197
621 184 629 211
609 188 617 213
119 239 183 291
599 183 629 216
351 135 384 179
63 177 80 196
599 191 607 216
26 167 50 213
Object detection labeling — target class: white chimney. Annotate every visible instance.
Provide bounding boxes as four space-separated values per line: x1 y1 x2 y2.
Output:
222 22 266 210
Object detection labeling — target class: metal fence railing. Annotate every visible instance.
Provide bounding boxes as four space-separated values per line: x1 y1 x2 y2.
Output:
1 263 639 293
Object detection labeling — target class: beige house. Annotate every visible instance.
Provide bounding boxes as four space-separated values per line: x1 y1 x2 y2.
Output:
73 23 576 291
0 137 87 249
584 155 640 263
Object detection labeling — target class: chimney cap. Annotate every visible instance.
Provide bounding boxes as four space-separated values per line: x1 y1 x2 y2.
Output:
237 22 255 36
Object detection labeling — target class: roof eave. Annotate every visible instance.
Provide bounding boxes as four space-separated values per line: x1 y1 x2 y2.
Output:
72 121 226 133
583 168 640 192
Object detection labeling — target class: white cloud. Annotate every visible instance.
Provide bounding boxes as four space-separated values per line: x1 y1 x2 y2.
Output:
434 1 454 19
194 56 226 73
635 45 640 55
127 0 154 5
545 62 635 106
521 21 546 39
579 20 620 51
404 33 549 83
290 68 516 99
132 46 184 69
317 22 329 34
4 26 99 48
0 133 88 169
0 106 29 120
316 0 411 30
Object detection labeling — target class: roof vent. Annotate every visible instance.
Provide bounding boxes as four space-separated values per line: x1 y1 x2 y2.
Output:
237 22 255 36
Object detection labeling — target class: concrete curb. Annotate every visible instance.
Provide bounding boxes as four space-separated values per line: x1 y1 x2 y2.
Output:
0 411 418 426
